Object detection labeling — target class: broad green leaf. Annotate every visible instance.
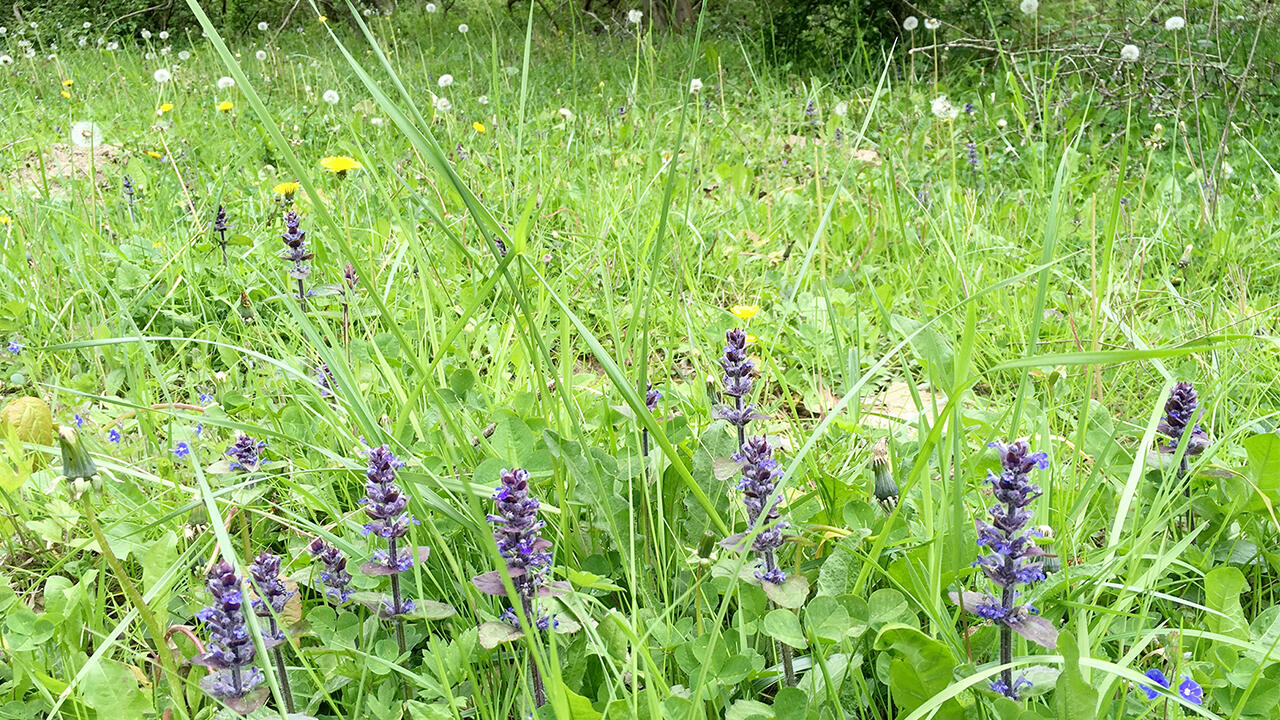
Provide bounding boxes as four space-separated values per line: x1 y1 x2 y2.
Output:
874 624 963 718
1205 566 1250 640
80 660 153 716
1054 632 1098 719
762 609 808 649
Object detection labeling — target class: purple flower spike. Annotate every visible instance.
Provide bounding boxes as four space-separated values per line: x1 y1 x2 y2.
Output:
1158 382 1210 455
226 434 267 472
280 211 312 281
192 561 265 704
307 537 353 603
645 383 661 412
486 468 552 599
248 552 295 646
718 329 754 399
361 445 418 578
732 436 788 582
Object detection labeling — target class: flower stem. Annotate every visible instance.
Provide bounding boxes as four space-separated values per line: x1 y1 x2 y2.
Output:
83 500 190 719
296 279 307 311
521 595 547 708
268 618 295 712
763 549 796 687
388 536 407 656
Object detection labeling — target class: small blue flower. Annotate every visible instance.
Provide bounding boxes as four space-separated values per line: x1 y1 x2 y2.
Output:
1179 676 1203 705
74 413 84 428
108 428 121 444
200 393 213 404
6 341 20 355
172 442 191 458
195 423 204 438
1140 668 1169 700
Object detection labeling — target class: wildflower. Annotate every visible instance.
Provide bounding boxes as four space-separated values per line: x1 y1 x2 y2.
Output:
1158 382 1210 456
141 29 152 39
689 78 703 95
558 107 573 121
158 102 173 114
628 9 643 23
344 263 359 289
727 436 789 583
871 437 898 510
434 96 451 111
1120 44 1141 62
471 121 486 133
258 21 270 31
192 561 266 713
438 73 453 87
924 17 941 30
74 413 84 428
903 16 918 30
426 2 438 10
361 445 420 623
967 142 980 170
217 76 235 90
966 439 1053 699
931 95 960 120
730 304 760 321
60 90 71 99
0 218 10 229
0 55 11 65
247 553 293 642
226 435 266 472
315 363 333 395
1140 668 1169 699
178 50 191 61
62 79 73 88
1179 676 1203 705
834 100 848 117
273 181 300 197
478 94 489 105
318 15 327 23
320 155 361 174
1165 15 1186 31
153 68 171 83
370 117 384 127
1020 0 1038 14
106 41 119 51
996 118 1008 129
172 442 191 458
308 538 353 602
458 23 469 33
159 30 169 40
645 383 661 412
255 50 267 61
217 101 233 112
322 89 339 104
108 428 121 444
715 328 759 430
3 342 16 356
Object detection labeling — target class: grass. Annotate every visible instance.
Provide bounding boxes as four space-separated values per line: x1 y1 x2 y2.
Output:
1 3 1280 719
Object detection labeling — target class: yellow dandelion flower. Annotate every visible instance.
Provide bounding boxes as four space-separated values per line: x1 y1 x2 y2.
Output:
318 15 327 22
146 150 163 159
746 333 758 344
473 121 486 133
60 90 71 99
0 216 11 226
62 79 73 87
217 100 233 112
730 305 761 321
156 102 173 116
274 181 300 196
320 155 361 174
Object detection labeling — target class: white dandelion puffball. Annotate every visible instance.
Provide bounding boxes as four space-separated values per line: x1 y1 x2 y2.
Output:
106 41 118 51
434 96 451 111
23 49 34 58
1221 161 1234 178
1165 15 1186 31
153 68 172 83
426 3 438 12
834 100 848 117
141 29 151 39
322 89 340 104
83 21 91 29
159 30 169 40
144 51 155 59
0 55 11 65
1120 44 1140 62
438 74 453 87
370 117 384 127
1020 0 1038 14
160 46 171 55
78 37 87 47
931 95 959 120
996 118 1008 129
689 78 703 94
0 26 8 35
903 16 918 30
558 107 573 120
256 49 267 61
258 21 270 31
628 9 643 23
178 50 190 60
217 76 235 90
458 23 469 33
924 18 941 30
478 94 489 105
71 121 103 148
